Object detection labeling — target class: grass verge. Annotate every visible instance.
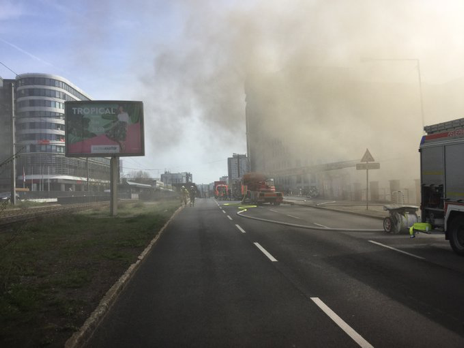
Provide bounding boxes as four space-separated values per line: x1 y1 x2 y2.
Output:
0 199 180 348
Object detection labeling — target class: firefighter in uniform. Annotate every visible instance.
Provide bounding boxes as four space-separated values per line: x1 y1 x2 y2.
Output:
180 186 189 206
189 187 196 207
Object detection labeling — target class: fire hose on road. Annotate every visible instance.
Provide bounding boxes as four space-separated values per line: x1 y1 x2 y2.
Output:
236 209 385 232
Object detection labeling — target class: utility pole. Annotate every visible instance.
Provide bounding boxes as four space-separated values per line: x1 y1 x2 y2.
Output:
10 81 16 205
366 163 369 210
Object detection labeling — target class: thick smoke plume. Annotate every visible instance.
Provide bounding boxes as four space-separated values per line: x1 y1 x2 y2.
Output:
133 0 464 182
68 0 464 184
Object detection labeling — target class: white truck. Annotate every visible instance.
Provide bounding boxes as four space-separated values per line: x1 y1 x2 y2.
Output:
418 118 464 256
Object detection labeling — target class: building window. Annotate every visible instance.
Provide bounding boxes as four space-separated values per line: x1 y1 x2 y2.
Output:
17 77 90 101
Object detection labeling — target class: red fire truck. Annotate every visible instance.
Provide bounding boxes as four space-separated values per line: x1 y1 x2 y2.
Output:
214 181 228 200
241 172 283 205
415 118 464 255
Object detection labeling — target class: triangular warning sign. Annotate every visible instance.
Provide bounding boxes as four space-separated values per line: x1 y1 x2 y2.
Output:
361 149 375 162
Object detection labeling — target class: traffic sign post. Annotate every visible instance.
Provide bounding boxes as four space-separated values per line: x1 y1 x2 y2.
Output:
360 148 375 163
356 163 380 170
357 149 380 210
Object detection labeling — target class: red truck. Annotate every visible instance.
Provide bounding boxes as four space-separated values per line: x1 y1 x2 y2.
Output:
241 172 283 205
414 118 464 255
230 179 246 200
214 181 228 200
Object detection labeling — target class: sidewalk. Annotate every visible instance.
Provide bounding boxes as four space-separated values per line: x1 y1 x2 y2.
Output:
283 197 390 220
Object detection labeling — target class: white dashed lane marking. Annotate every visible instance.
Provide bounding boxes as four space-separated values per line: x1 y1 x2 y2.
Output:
254 243 278 262
368 240 425 260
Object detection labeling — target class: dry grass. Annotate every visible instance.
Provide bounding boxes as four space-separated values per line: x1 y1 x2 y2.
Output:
0 199 180 348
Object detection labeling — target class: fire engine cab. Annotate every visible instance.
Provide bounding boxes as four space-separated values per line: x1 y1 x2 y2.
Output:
417 118 464 255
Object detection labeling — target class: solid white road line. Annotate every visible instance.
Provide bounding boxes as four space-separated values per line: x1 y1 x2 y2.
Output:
286 214 301 220
368 240 425 260
270 209 278 213
227 215 233 220
254 243 278 262
311 297 373 348
314 223 329 229
235 224 246 233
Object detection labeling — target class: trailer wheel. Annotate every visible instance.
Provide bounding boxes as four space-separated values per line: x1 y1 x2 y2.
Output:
383 217 394 233
449 216 464 256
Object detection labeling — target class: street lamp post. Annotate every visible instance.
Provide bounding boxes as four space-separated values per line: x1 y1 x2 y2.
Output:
361 58 425 129
10 81 16 205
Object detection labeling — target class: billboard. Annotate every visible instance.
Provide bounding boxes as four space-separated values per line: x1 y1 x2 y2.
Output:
65 101 144 157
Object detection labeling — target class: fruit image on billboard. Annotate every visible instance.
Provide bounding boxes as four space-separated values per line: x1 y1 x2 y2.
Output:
65 101 144 157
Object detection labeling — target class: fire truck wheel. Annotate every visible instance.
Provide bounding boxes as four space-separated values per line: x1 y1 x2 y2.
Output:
383 217 394 233
449 216 464 256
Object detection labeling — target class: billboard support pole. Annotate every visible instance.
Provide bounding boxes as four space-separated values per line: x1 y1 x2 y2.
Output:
86 157 89 192
110 156 119 216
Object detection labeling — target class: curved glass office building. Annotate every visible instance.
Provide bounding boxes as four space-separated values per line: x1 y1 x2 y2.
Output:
12 73 110 192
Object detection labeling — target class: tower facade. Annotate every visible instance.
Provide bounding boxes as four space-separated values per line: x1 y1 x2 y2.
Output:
1 73 110 193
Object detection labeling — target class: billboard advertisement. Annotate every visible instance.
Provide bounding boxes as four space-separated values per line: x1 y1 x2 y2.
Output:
65 101 144 157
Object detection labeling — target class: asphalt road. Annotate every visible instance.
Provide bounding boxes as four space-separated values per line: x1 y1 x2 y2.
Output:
84 198 464 348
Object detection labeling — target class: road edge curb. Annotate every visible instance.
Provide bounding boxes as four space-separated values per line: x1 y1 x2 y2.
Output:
65 204 184 348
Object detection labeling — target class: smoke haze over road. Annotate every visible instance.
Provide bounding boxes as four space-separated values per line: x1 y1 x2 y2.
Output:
2 0 464 183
